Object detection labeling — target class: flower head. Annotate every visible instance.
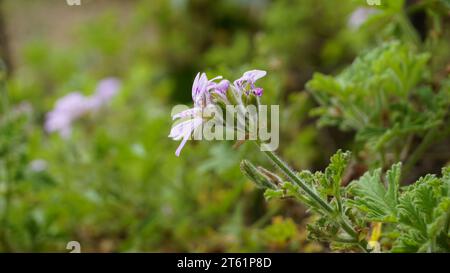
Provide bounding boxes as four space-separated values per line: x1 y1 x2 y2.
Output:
214 80 230 95
192 72 222 107
234 69 267 96
169 73 222 156
169 70 267 156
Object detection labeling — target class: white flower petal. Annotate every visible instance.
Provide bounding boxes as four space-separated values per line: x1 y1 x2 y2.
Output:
243 70 267 82
172 107 201 120
170 118 203 156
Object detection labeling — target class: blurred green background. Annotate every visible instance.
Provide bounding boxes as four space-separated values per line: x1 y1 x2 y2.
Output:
0 0 448 252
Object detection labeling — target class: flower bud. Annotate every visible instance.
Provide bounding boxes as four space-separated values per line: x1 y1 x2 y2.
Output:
240 160 277 190
226 86 242 107
257 166 283 186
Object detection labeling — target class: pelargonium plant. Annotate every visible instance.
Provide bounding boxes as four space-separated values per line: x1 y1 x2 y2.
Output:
169 47 449 252
169 70 268 157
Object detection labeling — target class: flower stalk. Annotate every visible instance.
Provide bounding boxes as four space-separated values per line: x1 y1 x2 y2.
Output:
259 144 369 252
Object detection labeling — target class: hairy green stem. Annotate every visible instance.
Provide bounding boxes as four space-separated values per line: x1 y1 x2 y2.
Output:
259 145 369 252
261 148 333 213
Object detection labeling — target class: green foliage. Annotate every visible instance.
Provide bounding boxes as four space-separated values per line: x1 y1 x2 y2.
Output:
1 0 449 253
308 42 436 135
354 166 450 253
259 149 450 252
261 217 298 247
307 41 450 171
392 170 450 252
259 150 368 252
347 163 401 222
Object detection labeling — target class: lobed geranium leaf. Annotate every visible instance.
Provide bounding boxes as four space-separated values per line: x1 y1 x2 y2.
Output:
347 163 401 222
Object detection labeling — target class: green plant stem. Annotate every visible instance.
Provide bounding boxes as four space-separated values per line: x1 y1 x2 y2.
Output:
261 147 333 213
259 144 368 252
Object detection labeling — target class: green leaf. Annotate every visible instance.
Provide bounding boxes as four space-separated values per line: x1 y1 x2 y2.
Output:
305 41 448 158
347 163 401 222
392 168 450 252
324 150 351 197
398 175 441 233
264 189 284 201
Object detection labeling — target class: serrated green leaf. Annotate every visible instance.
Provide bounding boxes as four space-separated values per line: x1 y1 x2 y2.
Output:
264 189 284 201
398 175 441 233
393 169 450 252
347 163 401 222
324 150 351 196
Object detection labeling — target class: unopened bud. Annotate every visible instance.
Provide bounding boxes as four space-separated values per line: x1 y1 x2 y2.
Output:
226 86 242 107
240 160 277 190
257 166 283 186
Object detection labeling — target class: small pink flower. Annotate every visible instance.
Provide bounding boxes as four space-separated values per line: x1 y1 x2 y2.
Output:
234 69 267 96
90 77 121 109
169 70 266 156
169 72 222 156
45 92 91 138
45 77 121 138
348 8 378 29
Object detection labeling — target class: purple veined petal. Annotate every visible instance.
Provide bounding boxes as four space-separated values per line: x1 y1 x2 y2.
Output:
214 80 230 94
172 107 201 120
175 131 191 157
206 76 224 95
192 72 209 101
173 118 203 156
253 87 263 97
168 117 202 140
169 119 194 140
199 73 211 99
233 69 267 92
242 70 267 82
191 72 201 100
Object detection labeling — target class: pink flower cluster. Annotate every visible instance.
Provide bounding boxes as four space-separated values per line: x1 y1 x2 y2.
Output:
45 78 121 138
169 70 266 156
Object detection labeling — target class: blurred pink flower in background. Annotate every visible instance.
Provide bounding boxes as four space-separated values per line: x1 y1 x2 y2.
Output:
29 159 48 172
45 77 121 138
90 77 121 109
348 7 378 29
